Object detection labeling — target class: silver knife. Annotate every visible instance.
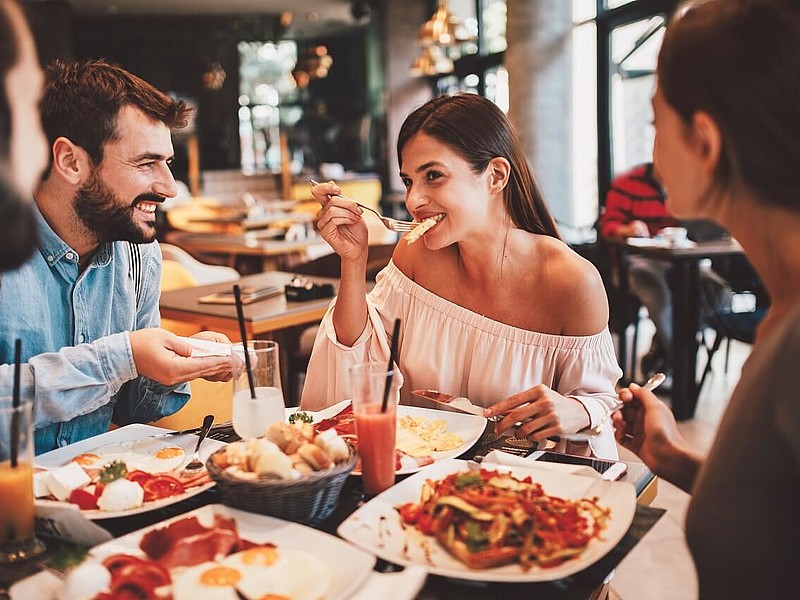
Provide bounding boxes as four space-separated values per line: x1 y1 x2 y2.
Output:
150 421 233 437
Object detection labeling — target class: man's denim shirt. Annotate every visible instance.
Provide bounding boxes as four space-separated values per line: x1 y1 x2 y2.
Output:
0 205 189 454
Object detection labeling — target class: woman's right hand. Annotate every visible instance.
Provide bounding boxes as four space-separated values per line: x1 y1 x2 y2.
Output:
312 180 368 262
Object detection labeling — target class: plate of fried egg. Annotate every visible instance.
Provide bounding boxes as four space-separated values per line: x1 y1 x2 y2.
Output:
34 424 227 519
11 504 377 600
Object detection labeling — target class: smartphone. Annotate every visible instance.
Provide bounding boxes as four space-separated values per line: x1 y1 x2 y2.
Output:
536 452 628 481
198 285 283 305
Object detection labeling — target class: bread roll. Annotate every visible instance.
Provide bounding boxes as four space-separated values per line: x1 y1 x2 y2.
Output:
267 422 306 454
252 444 294 479
297 443 332 471
314 429 350 463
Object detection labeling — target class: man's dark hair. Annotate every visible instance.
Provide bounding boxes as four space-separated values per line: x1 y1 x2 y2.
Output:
40 59 191 168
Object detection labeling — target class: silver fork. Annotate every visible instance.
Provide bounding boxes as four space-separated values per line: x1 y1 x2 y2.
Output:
560 372 667 441
310 180 417 233
182 414 215 471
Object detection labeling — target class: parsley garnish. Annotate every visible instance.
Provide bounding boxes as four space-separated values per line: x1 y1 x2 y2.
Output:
289 411 314 424
98 460 128 484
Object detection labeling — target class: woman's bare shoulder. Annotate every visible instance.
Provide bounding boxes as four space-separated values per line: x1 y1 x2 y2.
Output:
540 238 609 334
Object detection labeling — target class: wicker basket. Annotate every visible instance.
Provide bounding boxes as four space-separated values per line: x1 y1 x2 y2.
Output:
206 445 357 526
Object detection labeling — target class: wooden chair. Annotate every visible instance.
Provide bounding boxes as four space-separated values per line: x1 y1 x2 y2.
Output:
150 254 240 430
284 243 397 405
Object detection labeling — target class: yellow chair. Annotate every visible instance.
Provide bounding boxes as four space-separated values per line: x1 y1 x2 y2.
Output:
150 257 238 430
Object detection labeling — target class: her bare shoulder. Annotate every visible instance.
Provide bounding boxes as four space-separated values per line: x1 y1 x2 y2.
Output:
541 238 609 335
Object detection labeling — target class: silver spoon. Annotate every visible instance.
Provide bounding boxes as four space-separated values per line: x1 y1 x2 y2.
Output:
182 414 215 471
560 372 666 442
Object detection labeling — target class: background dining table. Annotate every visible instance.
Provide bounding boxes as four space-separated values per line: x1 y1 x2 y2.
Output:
612 237 744 420
165 230 331 274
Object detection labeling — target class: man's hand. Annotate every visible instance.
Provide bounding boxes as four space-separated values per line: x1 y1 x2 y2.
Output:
189 331 234 381
130 328 234 385
619 220 650 239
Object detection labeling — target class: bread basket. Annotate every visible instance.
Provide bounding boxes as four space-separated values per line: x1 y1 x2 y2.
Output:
206 444 357 526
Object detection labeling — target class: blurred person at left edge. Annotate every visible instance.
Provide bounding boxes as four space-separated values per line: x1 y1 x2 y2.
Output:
0 0 42 270
0 51 234 453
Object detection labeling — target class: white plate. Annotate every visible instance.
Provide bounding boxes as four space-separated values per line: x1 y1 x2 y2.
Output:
337 458 636 582
35 424 226 520
288 401 487 475
627 237 696 249
11 504 377 600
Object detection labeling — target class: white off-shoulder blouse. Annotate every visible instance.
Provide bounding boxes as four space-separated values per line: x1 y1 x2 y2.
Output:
300 261 622 458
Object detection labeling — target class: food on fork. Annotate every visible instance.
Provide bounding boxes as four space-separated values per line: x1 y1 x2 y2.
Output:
404 214 444 244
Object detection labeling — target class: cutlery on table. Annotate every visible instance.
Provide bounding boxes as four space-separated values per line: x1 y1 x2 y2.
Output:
410 389 503 445
149 421 233 438
560 371 667 442
310 180 418 233
182 414 215 472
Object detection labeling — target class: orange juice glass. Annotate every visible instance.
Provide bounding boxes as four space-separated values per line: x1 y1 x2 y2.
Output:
0 397 45 562
350 362 401 496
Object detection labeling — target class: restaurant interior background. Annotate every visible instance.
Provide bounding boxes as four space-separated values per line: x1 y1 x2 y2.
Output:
20 0 679 244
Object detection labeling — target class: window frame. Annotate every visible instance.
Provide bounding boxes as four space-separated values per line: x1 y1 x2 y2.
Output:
595 0 679 207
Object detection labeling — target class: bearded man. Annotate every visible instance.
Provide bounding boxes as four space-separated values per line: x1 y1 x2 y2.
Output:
0 58 234 453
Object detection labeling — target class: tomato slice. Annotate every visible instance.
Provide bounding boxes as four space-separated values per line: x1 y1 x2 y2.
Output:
110 573 158 600
68 488 98 510
102 554 147 575
127 470 153 487
397 502 422 524
142 475 185 502
93 482 105 499
114 561 171 588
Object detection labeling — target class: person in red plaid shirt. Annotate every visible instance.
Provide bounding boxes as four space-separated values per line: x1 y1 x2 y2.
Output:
600 162 724 378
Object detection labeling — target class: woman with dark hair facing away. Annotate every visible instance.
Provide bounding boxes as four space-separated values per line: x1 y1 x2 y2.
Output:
303 93 622 459
612 0 800 596
0 0 47 271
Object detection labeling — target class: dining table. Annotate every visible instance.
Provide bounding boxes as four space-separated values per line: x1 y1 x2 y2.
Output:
0 418 661 600
165 230 331 274
611 236 745 420
159 270 338 341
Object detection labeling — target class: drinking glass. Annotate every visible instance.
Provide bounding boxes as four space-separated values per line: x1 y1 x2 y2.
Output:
0 396 45 563
350 362 401 496
231 340 286 439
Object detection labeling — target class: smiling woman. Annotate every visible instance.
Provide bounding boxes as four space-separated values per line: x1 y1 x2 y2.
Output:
303 94 623 460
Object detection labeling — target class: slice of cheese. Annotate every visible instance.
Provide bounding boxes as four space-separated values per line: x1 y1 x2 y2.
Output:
46 462 91 501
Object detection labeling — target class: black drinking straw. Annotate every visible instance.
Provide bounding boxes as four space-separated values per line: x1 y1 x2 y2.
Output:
232 285 257 399
381 319 401 413
10 338 21 468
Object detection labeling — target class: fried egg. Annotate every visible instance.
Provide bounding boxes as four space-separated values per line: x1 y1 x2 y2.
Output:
222 546 333 600
171 562 241 600
71 440 186 473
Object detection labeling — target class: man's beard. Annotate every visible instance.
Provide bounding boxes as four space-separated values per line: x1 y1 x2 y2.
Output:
0 174 38 271
74 170 162 244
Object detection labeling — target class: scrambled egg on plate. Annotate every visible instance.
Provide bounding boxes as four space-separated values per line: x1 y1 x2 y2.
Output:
396 415 464 457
